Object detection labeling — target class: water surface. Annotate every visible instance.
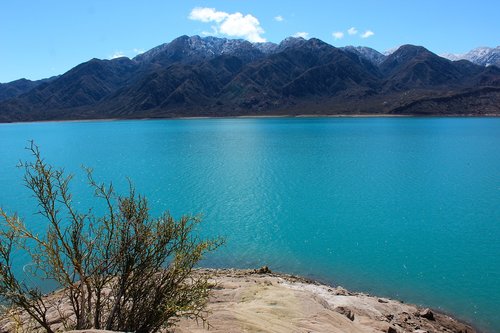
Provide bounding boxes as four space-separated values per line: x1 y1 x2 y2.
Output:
0 117 499 332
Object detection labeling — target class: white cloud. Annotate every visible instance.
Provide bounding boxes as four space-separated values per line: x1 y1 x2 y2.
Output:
293 32 309 39
188 7 228 23
219 12 266 42
109 48 144 59
274 15 284 22
361 30 375 38
110 51 126 59
332 31 344 40
201 25 218 37
188 7 266 43
347 27 358 35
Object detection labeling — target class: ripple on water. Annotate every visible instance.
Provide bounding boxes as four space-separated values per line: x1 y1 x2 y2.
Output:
0 117 499 332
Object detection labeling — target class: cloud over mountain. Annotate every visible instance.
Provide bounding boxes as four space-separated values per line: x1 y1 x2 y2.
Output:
348 27 358 35
332 31 344 40
293 32 309 38
189 7 266 43
361 30 375 38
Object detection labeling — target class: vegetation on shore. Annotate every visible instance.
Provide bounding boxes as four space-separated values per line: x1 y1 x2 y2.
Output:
0 142 222 333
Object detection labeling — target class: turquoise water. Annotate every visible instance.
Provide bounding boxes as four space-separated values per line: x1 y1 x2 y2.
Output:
0 117 499 332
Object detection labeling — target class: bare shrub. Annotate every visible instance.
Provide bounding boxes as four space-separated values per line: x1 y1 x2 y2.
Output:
0 142 222 332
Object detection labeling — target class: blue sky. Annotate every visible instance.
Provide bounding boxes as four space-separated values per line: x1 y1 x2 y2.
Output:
1 0 499 83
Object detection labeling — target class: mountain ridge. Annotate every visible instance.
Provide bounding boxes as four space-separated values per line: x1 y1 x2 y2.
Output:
0 35 499 122
442 46 500 67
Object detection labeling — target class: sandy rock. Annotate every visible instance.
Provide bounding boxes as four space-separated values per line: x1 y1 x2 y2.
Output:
334 306 355 321
1 268 478 333
419 308 434 320
255 265 271 274
65 331 121 333
176 269 477 333
335 286 349 295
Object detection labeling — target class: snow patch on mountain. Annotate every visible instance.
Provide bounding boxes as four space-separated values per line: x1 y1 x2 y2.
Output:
442 46 500 67
342 46 387 65
134 35 499 69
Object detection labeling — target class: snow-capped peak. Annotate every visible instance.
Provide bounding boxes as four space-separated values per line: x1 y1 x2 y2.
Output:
441 46 500 67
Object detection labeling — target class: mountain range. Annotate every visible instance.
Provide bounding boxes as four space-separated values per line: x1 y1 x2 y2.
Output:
0 35 499 122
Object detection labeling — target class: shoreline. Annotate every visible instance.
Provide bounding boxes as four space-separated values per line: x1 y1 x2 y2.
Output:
177 267 480 333
1 113 500 125
0 267 483 333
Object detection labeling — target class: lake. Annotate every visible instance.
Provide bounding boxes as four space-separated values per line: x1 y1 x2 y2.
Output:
1 117 499 332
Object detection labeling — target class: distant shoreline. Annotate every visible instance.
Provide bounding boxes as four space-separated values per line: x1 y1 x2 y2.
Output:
2 113 500 125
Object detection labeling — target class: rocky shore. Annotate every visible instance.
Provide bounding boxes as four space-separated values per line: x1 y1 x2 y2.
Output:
0 267 477 333
176 268 476 333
